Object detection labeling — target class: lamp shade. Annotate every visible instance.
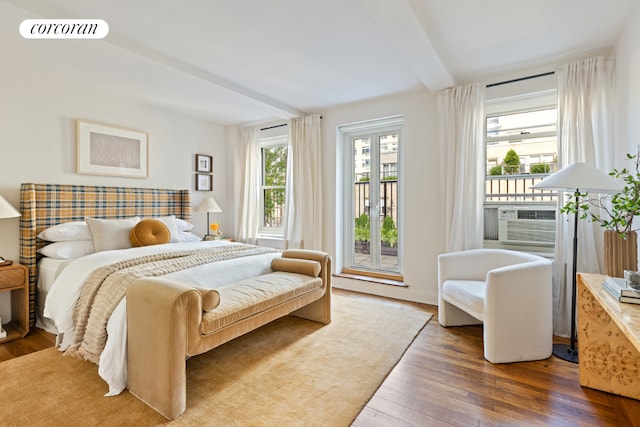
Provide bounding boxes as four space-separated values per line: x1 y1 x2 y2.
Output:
0 195 20 218
531 162 622 193
195 197 222 213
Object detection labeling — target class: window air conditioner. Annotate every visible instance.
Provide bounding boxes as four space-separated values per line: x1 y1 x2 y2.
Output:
497 206 556 246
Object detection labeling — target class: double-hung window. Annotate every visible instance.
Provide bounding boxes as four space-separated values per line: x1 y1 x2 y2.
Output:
483 89 558 250
259 135 288 236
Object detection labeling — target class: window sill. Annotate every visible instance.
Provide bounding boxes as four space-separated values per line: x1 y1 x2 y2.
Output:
335 270 406 287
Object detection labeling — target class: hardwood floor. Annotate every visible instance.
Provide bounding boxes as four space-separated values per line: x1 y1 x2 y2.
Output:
2 290 640 426
341 290 640 427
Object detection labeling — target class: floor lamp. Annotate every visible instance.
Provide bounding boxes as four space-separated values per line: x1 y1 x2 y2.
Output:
532 163 621 363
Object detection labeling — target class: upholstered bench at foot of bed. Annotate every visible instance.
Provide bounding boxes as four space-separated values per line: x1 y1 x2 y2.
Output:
126 249 332 420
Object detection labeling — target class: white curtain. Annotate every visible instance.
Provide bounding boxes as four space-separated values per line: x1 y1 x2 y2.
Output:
553 56 615 336
437 82 485 252
236 126 261 245
284 114 323 250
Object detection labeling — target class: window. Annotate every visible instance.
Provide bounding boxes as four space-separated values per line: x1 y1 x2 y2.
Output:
484 90 558 249
485 102 557 199
260 135 287 235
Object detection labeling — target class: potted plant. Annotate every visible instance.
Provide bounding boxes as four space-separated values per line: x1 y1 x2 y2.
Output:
561 148 640 277
381 216 398 256
354 213 370 254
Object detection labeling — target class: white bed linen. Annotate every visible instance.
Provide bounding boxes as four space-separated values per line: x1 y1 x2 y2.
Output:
42 240 281 396
36 258 74 333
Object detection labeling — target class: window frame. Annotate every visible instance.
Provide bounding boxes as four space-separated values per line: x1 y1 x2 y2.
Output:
483 90 559 251
340 116 404 277
259 134 288 237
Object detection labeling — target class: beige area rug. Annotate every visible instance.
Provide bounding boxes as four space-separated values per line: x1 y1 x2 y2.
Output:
0 295 431 427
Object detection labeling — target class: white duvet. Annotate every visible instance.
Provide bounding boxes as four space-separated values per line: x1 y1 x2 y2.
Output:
42 240 281 396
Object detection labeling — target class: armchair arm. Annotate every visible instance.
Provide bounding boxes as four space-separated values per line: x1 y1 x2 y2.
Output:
483 259 553 362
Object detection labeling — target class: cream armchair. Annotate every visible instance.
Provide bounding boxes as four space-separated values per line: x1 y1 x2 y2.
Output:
437 249 553 363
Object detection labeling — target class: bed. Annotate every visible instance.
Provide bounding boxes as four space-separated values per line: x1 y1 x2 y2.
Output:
19 183 332 419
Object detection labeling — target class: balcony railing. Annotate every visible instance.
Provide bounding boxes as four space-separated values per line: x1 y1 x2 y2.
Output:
485 173 558 202
354 180 398 224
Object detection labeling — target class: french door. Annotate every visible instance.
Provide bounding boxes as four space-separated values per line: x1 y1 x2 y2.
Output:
344 121 402 276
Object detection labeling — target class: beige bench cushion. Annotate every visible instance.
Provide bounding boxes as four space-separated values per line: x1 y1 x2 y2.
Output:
200 272 323 335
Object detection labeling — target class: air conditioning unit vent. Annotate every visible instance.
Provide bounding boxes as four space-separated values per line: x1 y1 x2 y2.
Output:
498 207 556 246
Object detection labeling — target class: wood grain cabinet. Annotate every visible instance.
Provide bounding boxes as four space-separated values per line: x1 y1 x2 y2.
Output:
0 263 29 343
577 273 640 400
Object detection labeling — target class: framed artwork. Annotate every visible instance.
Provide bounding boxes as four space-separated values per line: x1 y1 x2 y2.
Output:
196 154 212 173
195 173 212 191
77 120 148 178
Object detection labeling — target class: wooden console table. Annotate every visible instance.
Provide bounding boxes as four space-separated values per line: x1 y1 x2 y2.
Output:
577 273 640 399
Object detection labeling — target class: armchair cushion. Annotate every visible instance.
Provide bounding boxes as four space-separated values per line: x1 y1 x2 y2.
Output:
441 280 485 321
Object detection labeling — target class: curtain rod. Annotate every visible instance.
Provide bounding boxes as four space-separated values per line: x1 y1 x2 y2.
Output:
260 116 323 131
260 123 287 131
486 71 554 88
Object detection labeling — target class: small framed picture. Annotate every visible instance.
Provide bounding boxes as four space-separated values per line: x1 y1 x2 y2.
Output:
195 173 212 191
196 154 212 173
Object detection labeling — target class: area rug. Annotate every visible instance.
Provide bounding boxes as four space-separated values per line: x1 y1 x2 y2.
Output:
0 294 431 427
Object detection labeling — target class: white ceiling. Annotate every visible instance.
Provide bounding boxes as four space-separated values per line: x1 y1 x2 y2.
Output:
3 0 638 125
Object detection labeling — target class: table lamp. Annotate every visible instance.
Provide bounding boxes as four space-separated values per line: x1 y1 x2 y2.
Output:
0 195 21 265
532 162 621 363
196 197 222 240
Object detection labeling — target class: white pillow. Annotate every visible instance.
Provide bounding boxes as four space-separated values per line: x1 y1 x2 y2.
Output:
179 232 202 242
85 217 140 252
175 218 194 231
152 215 181 243
37 221 92 242
37 240 94 259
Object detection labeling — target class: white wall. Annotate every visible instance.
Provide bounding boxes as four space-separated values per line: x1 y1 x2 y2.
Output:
320 89 442 304
0 63 227 320
615 2 640 159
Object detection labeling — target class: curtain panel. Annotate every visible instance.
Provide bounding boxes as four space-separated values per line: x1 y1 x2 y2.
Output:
236 126 261 244
553 55 615 337
437 82 485 252
284 114 323 250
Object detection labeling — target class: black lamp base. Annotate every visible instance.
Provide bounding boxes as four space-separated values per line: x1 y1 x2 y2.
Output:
552 343 578 363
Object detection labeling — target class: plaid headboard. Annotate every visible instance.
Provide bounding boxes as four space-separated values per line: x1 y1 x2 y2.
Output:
19 183 191 327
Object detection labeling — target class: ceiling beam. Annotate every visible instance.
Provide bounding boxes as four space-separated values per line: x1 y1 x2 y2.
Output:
356 0 455 92
4 0 304 119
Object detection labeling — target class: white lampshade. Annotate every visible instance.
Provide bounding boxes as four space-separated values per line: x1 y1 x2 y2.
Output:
531 162 622 193
195 197 222 213
0 195 20 218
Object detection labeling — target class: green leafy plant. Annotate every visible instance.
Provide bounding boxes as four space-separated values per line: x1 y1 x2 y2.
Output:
561 148 640 236
530 163 550 174
381 216 398 247
354 213 370 242
503 149 520 175
489 165 503 176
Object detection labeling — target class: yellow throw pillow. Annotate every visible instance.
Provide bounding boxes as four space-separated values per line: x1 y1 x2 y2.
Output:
130 219 171 247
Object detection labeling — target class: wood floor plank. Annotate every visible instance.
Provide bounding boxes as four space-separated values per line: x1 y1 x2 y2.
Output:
2 289 640 426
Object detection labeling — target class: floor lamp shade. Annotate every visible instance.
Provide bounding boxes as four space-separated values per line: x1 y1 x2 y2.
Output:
531 162 621 193
532 162 622 363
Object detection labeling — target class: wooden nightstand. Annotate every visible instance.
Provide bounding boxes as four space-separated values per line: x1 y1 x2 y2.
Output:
0 262 29 343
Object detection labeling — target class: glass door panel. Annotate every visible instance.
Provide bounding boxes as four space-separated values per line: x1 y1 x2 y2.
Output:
350 133 399 274
353 137 372 268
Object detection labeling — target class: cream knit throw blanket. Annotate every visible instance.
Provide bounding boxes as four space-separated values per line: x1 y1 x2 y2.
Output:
66 244 278 364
